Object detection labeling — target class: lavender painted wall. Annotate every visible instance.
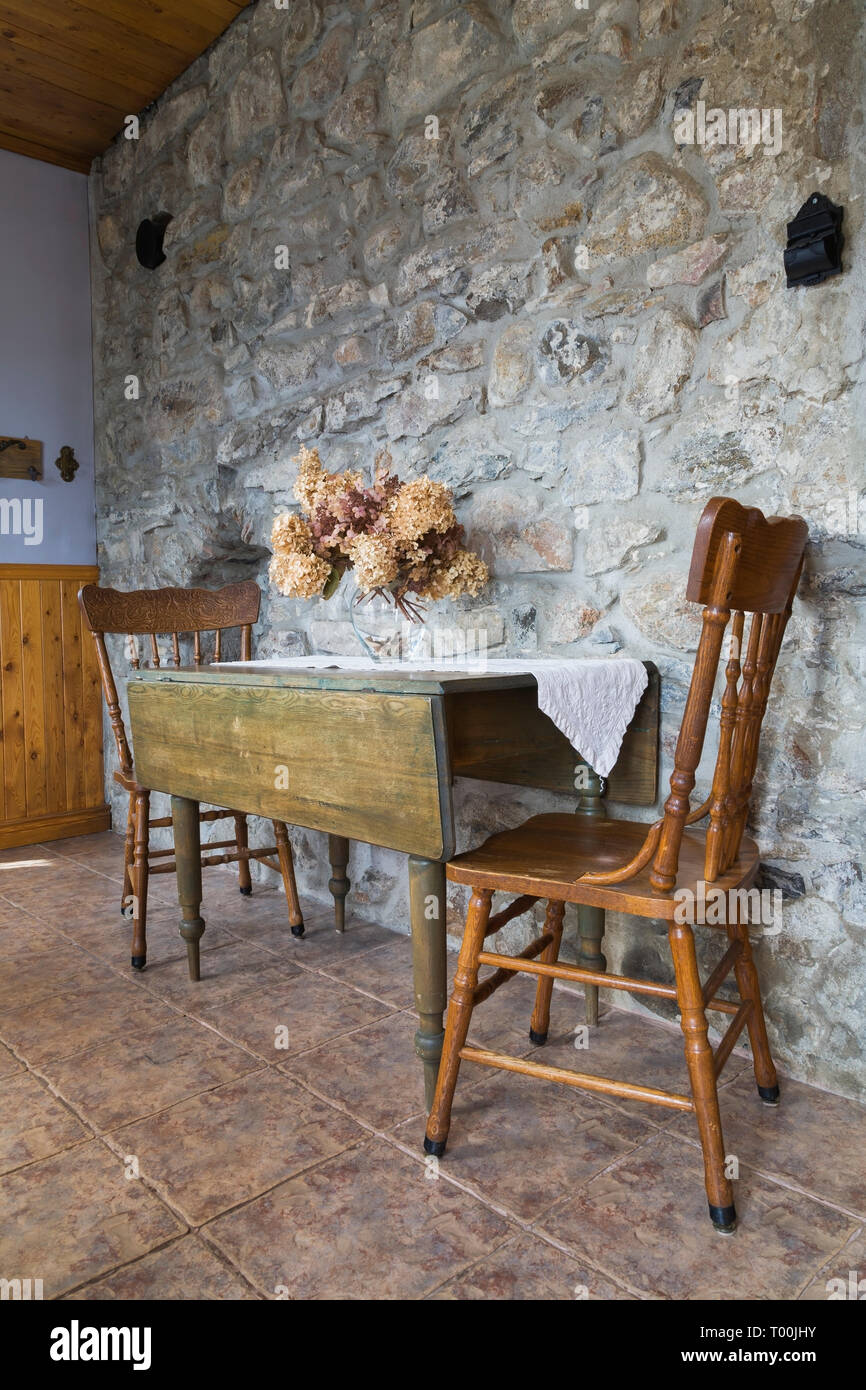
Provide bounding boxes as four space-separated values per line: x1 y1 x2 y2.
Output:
0 149 95 564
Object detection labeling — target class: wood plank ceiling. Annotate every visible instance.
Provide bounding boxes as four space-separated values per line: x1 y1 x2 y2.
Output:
0 0 249 175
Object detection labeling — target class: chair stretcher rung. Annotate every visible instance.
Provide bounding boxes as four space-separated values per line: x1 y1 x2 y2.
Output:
459 1045 695 1111
477 951 678 1000
474 931 553 1005
702 940 743 1004
484 894 539 937
476 950 741 1014
713 1001 753 1077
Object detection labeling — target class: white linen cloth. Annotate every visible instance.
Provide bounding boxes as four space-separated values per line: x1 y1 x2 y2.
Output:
217 656 648 779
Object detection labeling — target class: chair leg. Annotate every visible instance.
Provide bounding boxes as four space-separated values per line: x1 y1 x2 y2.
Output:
131 790 150 971
529 900 566 1044
669 920 736 1233
273 821 304 937
729 921 779 1104
121 793 135 915
578 904 606 1026
234 814 252 895
424 888 492 1157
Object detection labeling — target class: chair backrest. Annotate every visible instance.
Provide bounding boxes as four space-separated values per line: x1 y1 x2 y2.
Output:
78 581 261 780
650 498 808 893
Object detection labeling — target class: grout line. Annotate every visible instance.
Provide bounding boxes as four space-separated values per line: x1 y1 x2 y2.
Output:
793 1224 866 1300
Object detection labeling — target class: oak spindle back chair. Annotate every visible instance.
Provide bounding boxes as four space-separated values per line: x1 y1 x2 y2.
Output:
426 498 808 1234
79 580 305 976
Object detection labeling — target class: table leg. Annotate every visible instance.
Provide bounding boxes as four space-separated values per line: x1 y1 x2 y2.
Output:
328 834 350 933
575 762 607 1027
408 856 447 1110
172 795 205 982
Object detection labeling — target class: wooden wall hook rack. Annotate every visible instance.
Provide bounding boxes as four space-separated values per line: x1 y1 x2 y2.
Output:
0 437 43 481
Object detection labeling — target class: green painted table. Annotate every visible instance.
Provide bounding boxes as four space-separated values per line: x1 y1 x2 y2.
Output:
128 663 659 1103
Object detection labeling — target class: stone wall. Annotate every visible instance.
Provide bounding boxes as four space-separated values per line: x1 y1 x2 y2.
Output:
90 0 865 1099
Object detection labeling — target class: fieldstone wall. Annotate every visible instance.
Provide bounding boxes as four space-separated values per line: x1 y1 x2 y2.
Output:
90 0 865 1099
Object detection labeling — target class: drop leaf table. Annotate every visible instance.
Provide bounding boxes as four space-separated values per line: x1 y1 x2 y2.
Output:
127 662 658 1102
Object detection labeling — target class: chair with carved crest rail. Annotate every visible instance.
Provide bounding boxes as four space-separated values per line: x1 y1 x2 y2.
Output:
78 580 305 978
425 498 809 1233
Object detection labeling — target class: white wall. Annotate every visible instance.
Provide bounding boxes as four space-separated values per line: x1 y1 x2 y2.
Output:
0 149 95 564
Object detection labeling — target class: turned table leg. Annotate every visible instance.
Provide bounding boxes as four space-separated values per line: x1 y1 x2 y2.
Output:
328 834 350 933
408 855 447 1110
575 761 607 1027
172 795 205 981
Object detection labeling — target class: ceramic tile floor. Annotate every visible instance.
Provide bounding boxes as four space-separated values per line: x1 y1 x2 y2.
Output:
1 832 864 1301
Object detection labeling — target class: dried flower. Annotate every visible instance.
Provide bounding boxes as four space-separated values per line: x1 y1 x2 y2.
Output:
269 445 488 612
269 549 332 600
293 443 363 514
271 511 313 554
387 477 456 542
417 549 489 600
348 533 400 591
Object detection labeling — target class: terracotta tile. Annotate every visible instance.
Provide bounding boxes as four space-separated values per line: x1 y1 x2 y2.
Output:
321 933 415 1007
429 1232 636 1300
132 939 302 1008
0 912 66 960
0 892 60 929
70 1236 260 1300
0 1140 183 1298
799 1228 866 1301
0 855 86 895
207 1138 513 1299
467 969 564 1053
193 970 395 1060
59 902 239 970
258 913 397 966
539 1004 750 1126
284 1011 427 1129
197 868 281 905
41 1016 261 1132
0 1073 89 1174
222 889 325 941
0 844 63 866
0 948 116 1014
1 868 122 917
536 1130 858 1299
0 979 181 1066
396 1069 655 1222
670 1070 866 1220
50 832 127 877
113 1069 364 1225
186 885 291 932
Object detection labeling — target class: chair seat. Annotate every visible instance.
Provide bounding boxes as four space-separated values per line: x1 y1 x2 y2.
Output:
446 813 760 921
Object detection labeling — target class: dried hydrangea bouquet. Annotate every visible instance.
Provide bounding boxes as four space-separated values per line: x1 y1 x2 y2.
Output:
269 445 489 656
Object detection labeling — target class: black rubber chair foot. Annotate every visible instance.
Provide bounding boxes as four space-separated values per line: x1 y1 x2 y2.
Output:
131 956 146 971
291 922 305 938
239 885 252 896
424 1135 446 1157
529 1028 548 1045
709 1202 737 1234
758 1083 780 1105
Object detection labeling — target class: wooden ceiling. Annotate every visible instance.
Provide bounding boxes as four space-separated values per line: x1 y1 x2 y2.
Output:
0 0 249 175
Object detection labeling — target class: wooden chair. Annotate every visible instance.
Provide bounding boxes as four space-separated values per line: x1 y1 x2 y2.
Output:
78 580 305 975
425 498 808 1233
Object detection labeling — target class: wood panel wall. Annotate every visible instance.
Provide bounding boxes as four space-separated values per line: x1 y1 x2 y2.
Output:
0 564 110 848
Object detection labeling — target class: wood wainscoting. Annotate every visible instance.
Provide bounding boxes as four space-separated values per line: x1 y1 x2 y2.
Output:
0 564 110 849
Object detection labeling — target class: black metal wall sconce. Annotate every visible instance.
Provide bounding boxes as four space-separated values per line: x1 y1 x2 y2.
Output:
135 211 173 269
784 192 844 288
